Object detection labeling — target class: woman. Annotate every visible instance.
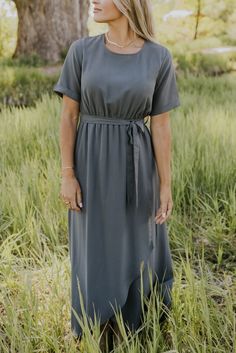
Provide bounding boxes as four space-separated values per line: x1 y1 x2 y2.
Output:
53 0 180 347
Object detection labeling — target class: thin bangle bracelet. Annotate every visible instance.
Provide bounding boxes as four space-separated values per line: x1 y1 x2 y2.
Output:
62 166 74 170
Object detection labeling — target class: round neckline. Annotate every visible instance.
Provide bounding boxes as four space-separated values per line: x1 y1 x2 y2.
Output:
101 33 148 56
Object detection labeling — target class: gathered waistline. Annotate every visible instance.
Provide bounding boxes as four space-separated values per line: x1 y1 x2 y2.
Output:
79 113 149 210
80 113 149 125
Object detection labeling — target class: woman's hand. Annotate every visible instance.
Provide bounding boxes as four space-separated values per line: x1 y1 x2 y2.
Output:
60 175 83 212
154 184 173 224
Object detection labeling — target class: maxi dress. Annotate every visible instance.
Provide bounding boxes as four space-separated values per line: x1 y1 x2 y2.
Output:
53 32 181 338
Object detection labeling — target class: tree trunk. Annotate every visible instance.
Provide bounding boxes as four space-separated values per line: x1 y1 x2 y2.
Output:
12 0 90 63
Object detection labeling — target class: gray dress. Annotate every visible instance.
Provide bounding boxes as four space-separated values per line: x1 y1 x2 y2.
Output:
53 32 180 338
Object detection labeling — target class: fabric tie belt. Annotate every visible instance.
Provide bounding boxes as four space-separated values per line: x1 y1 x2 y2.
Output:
79 114 149 208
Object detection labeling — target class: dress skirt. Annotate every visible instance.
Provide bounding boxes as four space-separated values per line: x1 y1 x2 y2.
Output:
67 113 174 338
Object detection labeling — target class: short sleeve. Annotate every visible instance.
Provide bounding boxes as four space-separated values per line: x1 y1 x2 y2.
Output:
150 48 180 117
53 39 83 102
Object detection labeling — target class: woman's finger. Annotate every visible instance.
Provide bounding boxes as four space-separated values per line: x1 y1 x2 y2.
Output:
77 188 83 208
70 197 81 212
156 204 167 217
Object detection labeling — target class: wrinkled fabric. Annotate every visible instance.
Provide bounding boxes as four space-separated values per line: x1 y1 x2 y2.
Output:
53 33 180 337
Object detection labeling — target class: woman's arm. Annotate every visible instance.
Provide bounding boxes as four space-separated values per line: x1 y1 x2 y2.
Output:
59 96 83 211
150 112 173 224
60 96 79 178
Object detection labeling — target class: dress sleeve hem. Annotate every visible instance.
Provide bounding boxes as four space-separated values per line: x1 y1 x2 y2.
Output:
53 84 80 102
150 99 180 117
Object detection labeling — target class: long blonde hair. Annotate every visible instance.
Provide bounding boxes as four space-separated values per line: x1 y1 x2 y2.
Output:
112 0 158 43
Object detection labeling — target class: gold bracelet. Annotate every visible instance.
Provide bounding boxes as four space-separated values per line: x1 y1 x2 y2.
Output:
62 166 74 170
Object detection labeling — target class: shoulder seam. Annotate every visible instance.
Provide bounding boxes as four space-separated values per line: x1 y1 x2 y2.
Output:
71 37 84 67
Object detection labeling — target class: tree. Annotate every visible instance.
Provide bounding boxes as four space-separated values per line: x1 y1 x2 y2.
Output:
194 0 201 39
11 0 90 63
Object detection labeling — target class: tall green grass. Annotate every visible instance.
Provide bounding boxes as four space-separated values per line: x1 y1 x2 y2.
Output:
0 73 235 352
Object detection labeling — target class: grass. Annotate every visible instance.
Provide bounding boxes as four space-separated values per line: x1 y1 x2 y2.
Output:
0 72 235 352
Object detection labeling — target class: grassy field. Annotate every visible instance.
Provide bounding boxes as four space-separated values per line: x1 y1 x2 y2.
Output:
0 72 235 352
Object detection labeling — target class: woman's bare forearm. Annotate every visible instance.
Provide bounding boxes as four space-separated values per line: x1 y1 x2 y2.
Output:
59 97 79 178
59 117 77 176
150 114 172 187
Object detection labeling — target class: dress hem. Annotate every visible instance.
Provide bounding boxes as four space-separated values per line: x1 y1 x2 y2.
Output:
70 241 173 338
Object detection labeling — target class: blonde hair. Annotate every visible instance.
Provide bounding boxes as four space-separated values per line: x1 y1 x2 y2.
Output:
112 0 158 43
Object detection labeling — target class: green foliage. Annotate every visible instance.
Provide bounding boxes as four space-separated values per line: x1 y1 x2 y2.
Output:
59 47 70 61
176 51 236 76
1 53 47 67
0 66 58 110
0 1 17 57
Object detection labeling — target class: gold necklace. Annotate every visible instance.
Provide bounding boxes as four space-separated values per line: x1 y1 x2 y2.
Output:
105 31 137 48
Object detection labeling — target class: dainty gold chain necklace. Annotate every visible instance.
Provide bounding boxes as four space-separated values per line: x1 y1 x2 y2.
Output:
105 31 138 48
